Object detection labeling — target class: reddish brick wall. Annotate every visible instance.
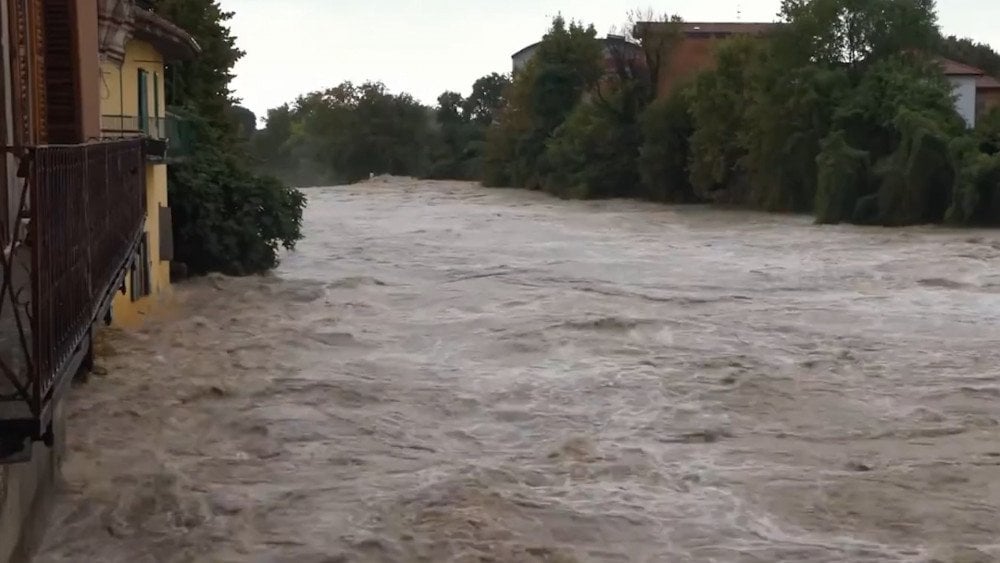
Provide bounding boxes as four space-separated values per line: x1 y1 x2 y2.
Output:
656 35 729 97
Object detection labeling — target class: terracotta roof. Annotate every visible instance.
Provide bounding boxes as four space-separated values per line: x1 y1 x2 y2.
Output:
636 21 779 38
937 57 985 76
978 75 1000 90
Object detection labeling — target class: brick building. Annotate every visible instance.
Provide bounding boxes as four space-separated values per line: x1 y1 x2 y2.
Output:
634 21 778 98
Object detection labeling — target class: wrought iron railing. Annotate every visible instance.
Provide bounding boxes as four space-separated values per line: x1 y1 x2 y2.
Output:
101 114 167 139
1 139 145 461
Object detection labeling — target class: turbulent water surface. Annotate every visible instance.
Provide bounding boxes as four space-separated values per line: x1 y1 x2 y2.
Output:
35 178 1000 562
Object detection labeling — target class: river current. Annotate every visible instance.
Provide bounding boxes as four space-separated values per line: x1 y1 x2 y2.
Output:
35 178 1000 562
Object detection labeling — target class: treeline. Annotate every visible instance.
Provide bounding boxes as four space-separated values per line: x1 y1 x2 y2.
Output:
250 75 509 186
251 0 1000 227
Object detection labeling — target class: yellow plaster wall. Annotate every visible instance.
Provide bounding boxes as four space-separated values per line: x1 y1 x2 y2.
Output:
111 163 171 329
105 38 173 328
100 39 167 129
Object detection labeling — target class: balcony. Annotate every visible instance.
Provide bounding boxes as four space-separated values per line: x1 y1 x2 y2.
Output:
1 139 146 462
101 112 193 161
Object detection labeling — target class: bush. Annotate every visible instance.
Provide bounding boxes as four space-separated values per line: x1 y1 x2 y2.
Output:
815 130 870 224
481 16 603 189
874 109 955 225
638 92 696 203
543 93 641 199
170 145 305 275
948 137 1000 225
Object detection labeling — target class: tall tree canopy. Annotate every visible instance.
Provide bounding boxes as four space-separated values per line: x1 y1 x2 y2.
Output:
151 0 305 275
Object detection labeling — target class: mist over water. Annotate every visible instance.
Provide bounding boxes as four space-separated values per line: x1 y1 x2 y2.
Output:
35 178 1000 562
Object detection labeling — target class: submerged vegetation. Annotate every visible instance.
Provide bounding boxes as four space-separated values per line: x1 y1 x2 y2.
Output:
250 0 1000 228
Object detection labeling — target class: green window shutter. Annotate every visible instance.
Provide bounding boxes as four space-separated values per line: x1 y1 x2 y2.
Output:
138 69 150 134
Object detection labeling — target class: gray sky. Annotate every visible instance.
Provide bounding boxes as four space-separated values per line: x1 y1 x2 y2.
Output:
218 0 1000 120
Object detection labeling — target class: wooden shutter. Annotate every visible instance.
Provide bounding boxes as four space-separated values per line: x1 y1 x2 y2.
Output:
42 0 79 143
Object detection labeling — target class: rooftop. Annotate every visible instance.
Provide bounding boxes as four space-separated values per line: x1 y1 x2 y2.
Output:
635 21 780 38
977 75 1000 90
134 7 201 60
937 57 986 77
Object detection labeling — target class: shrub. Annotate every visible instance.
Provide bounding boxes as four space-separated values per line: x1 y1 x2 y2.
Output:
170 144 305 275
638 92 696 203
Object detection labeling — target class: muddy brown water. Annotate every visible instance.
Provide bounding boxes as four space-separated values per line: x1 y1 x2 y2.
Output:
34 178 1000 562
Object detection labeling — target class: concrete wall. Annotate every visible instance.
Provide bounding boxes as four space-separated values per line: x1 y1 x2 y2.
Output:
949 76 978 128
0 401 66 563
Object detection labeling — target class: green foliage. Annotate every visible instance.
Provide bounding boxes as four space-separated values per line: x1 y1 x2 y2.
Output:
150 0 244 133
464 73 510 126
833 55 962 157
976 108 1000 155
815 131 870 224
425 75 511 180
947 137 1000 225
482 16 604 190
638 92 695 203
153 0 305 275
227 105 257 140
252 81 433 185
777 0 940 69
741 63 850 212
939 35 1000 78
873 109 955 225
170 145 305 275
543 93 641 199
687 36 761 201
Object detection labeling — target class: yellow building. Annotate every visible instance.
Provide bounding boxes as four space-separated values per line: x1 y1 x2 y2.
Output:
99 4 200 327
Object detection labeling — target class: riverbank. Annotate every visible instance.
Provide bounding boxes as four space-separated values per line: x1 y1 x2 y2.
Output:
36 179 1000 562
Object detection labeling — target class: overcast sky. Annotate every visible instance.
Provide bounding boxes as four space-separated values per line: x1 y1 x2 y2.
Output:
217 0 1000 120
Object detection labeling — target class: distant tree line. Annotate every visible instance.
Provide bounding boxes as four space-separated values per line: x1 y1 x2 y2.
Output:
250 0 1000 227
250 74 510 185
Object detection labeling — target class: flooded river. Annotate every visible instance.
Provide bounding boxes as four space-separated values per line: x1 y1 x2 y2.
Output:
35 178 1000 562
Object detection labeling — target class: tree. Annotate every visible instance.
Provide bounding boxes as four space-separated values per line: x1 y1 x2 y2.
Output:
150 0 244 132
152 0 305 274
777 0 940 71
463 73 510 125
228 105 257 140
638 91 696 203
252 81 435 184
940 35 1000 78
626 9 684 104
687 36 762 202
482 16 604 189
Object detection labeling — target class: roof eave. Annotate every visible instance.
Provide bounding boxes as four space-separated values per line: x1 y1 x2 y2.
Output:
133 8 201 61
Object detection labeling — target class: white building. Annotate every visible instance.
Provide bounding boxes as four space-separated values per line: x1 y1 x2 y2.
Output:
938 57 999 129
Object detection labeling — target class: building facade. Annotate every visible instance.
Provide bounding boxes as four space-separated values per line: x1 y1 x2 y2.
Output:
99 3 198 328
0 1 197 559
938 57 1000 128
635 21 777 98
